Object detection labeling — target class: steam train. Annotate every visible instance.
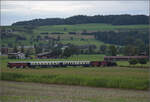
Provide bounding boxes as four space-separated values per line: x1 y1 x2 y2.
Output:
7 61 117 68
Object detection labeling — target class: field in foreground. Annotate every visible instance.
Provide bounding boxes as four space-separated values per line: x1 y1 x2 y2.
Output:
0 81 149 102
1 55 149 90
1 67 149 90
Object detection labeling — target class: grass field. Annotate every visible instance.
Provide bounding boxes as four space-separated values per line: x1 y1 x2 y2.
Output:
60 39 108 49
2 23 148 47
34 23 149 34
1 81 149 102
1 55 149 90
1 67 149 90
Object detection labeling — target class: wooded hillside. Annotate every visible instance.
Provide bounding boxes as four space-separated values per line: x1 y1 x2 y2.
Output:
12 14 149 26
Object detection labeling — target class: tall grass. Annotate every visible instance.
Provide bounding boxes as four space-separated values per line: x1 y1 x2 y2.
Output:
1 68 149 90
1 56 149 90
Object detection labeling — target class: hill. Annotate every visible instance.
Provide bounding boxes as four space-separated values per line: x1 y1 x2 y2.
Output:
12 14 149 26
1 23 149 47
34 23 148 33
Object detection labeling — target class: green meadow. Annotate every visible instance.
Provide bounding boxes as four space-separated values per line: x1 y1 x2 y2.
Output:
1 55 149 90
34 23 148 33
1 23 148 47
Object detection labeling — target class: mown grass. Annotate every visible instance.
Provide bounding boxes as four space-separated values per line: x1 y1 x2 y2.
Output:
0 96 53 102
1 81 150 102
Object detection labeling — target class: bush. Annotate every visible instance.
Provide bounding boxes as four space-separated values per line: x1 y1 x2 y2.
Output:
129 59 138 65
138 59 147 64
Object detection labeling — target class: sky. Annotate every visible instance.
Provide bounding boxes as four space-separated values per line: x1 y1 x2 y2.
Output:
1 0 149 25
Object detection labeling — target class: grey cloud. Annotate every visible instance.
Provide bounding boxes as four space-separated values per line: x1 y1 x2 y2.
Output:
1 1 149 25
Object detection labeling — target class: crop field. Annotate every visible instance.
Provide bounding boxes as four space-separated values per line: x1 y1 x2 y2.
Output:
1 55 149 91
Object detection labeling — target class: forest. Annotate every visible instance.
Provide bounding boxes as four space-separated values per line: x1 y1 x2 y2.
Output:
12 14 149 26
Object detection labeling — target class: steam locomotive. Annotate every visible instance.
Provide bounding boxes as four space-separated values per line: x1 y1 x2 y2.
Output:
7 61 117 68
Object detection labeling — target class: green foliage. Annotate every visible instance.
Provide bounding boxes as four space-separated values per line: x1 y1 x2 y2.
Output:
138 59 148 64
100 44 107 54
1 56 150 90
123 38 148 56
1 69 149 90
62 45 80 58
35 24 148 33
25 48 34 57
123 45 137 56
129 59 138 65
63 48 72 58
12 15 149 26
107 45 117 56
13 45 18 53
1 23 149 51
51 47 62 57
95 30 148 46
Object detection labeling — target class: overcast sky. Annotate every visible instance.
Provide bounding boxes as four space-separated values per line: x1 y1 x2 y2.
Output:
1 0 149 25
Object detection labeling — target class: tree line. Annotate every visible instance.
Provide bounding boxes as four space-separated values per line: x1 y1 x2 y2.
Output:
11 41 149 59
94 30 149 45
12 14 149 26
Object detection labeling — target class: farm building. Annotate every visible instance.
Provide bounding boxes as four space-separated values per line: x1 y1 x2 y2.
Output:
36 52 60 59
1 47 8 55
8 52 25 59
17 45 34 49
104 56 149 61
78 45 90 50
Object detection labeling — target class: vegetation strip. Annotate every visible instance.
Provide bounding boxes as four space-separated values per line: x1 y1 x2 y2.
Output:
1 70 149 90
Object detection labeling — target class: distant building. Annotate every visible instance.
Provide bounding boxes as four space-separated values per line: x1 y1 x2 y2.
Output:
139 52 147 56
104 56 149 61
6 29 13 33
36 52 59 59
78 45 90 49
1 47 8 55
1 29 13 33
17 46 34 49
8 52 25 59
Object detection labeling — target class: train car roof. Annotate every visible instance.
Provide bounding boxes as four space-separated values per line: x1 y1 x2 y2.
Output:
8 61 29 63
8 61 91 63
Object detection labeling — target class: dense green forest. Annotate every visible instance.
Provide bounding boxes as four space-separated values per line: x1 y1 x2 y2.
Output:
94 30 149 45
12 14 149 26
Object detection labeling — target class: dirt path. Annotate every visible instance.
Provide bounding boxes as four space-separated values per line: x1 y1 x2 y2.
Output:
0 81 149 102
